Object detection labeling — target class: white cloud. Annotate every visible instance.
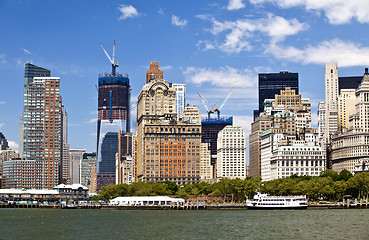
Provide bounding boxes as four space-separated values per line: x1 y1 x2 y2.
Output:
118 4 139 20
266 39 369 67
183 66 257 88
85 118 97 124
201 14 308 53
233 115 253 135
171 15 188 27
160 65 173 71
89 132 97 137
249 0 369 25
227 0 245 10
8 141 19 150
197 41 216 51
0 54 6 64
23 49 32 54
0 123 4 128
0 101 5 105
158 8 164 15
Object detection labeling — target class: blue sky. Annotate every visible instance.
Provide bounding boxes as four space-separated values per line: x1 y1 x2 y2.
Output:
1 0 369 152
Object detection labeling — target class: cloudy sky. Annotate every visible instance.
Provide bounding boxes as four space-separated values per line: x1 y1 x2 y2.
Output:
0 0 369 152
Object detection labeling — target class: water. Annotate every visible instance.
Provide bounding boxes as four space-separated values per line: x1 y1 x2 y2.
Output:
0 208 367 239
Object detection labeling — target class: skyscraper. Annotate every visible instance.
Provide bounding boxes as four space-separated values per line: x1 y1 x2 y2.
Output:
96 42 131 190
217 126 246 179
255 71 298 119
20 65 64 189
324 63 339 139
136 62 201 184
22 63 50 159
172 83 186 120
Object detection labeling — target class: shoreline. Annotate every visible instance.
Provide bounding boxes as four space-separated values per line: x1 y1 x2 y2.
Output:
1 203 368 210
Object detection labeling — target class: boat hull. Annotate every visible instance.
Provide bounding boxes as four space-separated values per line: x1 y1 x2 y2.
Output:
247 205 307 210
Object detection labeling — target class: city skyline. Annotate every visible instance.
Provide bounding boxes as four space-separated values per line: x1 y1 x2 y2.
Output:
1 1 369 153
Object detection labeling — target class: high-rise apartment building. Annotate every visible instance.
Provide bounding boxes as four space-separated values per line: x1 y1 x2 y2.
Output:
172 83 186 120
136 62 201 184
324 63 339 139
96 47 131 190
254 71 298 119
217 126 246 179
22 63 50 159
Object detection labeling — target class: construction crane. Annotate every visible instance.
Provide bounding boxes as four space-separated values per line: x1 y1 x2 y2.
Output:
197 92 214 119
214 85 236 118
100 40 119 76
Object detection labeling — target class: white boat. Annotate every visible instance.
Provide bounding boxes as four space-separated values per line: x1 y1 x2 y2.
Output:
246 193 308 209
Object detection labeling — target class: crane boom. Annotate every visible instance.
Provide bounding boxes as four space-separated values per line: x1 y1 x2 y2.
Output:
100 44 113 65
219 85 236 110
112 40 116 64
197 92 209 112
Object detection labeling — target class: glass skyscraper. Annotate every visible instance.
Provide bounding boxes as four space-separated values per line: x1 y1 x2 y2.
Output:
172 83 186 120
96 72 131 190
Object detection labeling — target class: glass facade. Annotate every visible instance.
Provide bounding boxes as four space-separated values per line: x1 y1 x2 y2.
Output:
257 71 298 118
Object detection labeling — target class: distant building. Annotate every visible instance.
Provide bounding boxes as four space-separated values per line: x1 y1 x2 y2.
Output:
0 132 9 150
339 76 362 93
69 149 85 184
172 83 186 120
338 89 356 133
181 105 201 124
255 71 298 119
217 126 246 179
80 152 96 188
260 130 325 181
201 116 233 178
0 150 19 188
200 142 213 182
331 69 369 174
324 63 339 139
2 159 42 189
317 101 326 142
116 131 133 184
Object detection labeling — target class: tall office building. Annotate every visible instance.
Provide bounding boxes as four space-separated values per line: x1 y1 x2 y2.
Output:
96 45 131 190
217 126 246 179
172 83 186 120
324 63 339 139
116 131 133 184
136 62 201 184
254 71 298 119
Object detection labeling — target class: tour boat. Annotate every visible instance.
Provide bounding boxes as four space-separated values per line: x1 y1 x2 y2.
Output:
246 193 308 209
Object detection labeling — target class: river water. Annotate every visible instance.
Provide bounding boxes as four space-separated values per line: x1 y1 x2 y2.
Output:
0 208 367 239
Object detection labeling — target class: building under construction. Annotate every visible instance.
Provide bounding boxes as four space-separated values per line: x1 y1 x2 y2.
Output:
96 41 131 190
